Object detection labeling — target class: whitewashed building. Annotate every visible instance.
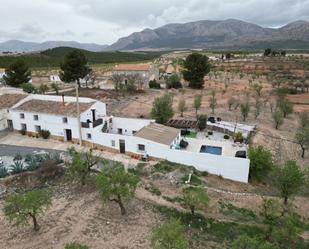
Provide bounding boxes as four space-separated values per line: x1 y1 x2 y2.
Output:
5 94 250 183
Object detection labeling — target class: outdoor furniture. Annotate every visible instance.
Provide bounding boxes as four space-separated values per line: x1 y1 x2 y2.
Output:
235 151 247 158
179 139 189 149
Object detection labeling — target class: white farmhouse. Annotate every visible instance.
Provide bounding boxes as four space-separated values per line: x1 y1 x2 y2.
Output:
4 94 250 183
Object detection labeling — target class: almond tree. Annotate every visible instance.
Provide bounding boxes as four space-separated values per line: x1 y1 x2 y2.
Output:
96 163 140 215
3 189 52 231
178 97 187 117
295 126 309 158
183 186 209 215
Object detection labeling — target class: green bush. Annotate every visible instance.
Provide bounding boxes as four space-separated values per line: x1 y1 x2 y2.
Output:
65 242 90 249
149 79 161 89
166 74 182 89
39 129 50 139
219 200 257 221
145 183 162 196
13 153 23 161
233 132 243 143
21 83 37 93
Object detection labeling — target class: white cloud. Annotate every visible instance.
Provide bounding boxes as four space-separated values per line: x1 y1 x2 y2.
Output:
0 0 308 44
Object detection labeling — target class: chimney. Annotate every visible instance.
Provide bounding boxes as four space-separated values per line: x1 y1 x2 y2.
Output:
91 109 96 122
62 94 65 106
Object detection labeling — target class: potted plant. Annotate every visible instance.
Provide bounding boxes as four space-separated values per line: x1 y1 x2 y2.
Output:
233 132 243 143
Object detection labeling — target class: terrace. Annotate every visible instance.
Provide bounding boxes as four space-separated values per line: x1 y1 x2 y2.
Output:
181 131 247 158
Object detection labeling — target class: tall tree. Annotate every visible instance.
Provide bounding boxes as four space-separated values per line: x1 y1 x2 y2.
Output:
96 163 140 215
248 146 274 181
183 186 209 215
151 218 188 249
272 110 284 129
178 97 187 117
59 49 91 88
193 95 202 119
151 93 174 124
272 160 305 206
295 126 309 158
3 189 52 231
209 90 217 114
3 60 31 87
183 53 211 89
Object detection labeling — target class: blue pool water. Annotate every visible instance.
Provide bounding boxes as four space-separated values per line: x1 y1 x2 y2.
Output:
200 145 222 155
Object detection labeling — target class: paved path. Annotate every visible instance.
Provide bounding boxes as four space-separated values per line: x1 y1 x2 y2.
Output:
0 132 154 167
0 144 63 157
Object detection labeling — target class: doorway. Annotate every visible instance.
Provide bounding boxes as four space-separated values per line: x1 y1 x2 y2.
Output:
65 129 72 141
7 120 13 131
119 139 125 154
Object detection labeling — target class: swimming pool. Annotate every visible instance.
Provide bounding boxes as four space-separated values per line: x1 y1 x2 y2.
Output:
200 145 222 155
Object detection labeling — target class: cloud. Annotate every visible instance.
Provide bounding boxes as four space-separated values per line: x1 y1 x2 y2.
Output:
0 0 308 44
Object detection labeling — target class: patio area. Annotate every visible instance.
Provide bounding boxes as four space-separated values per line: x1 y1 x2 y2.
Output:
183 131 247 157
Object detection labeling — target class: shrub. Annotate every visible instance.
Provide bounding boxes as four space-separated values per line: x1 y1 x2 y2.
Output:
166 74 182 89
39 129 50 139
21 83 37 93
233 132 243 143
145 183 162 196
149 79 161 89
197 114 207 131
65 242 90 249
248 146 274 182
19 129 26 135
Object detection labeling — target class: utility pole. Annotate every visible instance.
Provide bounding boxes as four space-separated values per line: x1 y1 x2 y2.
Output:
76 81 82 146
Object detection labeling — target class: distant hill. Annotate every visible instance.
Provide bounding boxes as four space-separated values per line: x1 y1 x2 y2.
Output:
0 47 163 68
0 40 108 52
105 19 309 51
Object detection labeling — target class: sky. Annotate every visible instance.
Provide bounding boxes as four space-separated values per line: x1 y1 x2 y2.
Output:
0 0 308 45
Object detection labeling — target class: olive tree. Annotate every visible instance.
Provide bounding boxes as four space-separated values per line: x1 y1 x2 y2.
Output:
272 160 305 206
178 97 187 117
240 102 250 121
183 186 209 215
272 110 284 129
193 95 202 119
295 126 309 158
151 218 188 249
3 189 52 231
96 163 140 215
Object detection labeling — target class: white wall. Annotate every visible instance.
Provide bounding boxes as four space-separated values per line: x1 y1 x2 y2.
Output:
0 109 8 130
108 117 153 135
85 125 249 183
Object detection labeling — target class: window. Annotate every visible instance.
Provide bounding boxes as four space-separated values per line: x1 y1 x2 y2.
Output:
132 130 137 134
138 144 145 151
118 128 123 135
62 117 68 123
20 113 25 119
111 140 115 147
35 125 41 132
87 133 92 139
33 115 39 121
21 123 27 131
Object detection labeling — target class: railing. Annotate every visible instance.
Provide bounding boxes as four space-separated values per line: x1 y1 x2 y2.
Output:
93 118 103 128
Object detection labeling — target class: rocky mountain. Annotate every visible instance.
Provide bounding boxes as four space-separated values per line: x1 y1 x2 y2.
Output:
106 19 309 50
0 40 108 53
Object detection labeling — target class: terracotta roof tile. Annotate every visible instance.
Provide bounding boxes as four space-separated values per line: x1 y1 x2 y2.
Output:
13 99 94 117
0 94 27 109
134 123 180 145
113 64 151 71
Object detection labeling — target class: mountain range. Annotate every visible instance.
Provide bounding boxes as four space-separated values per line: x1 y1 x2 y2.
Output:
0 40 108 53
1 19 309 53
106 19 309 51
